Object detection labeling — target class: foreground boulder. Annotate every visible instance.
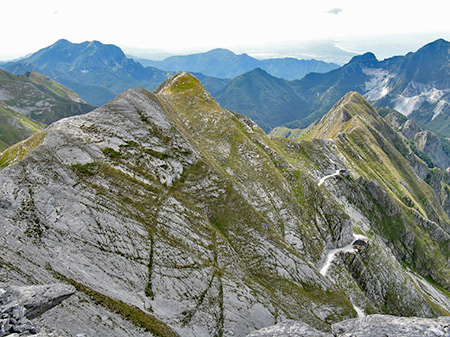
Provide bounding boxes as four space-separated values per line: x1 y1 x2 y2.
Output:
246 315 450 337
0 283 75 336
332 314 450 337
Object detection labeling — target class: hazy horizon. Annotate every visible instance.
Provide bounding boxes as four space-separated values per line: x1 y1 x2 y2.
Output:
122 32 450 64
1 0 449 64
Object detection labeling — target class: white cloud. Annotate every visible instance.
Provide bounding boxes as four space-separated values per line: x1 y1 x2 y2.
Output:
325 8 343 15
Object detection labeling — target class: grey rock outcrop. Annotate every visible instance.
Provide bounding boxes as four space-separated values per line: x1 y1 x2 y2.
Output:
415 131 450 169
397 118 450 170
247 315 450 337
12 284 76 319
332 314 450 337
401 119 423 140
4 332 71 337
0 283 75 336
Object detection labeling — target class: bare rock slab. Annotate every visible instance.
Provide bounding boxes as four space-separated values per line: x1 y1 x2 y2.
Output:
13 284 76 319
332 314 450 337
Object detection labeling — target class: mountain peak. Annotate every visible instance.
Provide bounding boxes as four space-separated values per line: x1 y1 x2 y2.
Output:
307 91 383 139
157 72 200 92
23 38 127 67
243 67 273 78
156 72 216 106
415 38 450 55
52 38 71 46
341 91 369 104
88 40 103 46
348 52 378 66
423 38 449 48
330 91 380 120
206 48 236 56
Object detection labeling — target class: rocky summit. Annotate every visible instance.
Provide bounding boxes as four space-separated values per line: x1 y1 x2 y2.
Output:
0 73 450 336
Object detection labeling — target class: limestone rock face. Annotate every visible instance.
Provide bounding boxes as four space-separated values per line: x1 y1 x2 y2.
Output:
401 119 423 140
0 75 357 336
12 284 76 319
415 130 450 169
395 115 450 170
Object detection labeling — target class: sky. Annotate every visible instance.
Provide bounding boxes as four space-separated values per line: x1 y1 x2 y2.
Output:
1 0 449 62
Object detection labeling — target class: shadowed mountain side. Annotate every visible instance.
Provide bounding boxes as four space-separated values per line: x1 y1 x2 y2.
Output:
214 68 309 131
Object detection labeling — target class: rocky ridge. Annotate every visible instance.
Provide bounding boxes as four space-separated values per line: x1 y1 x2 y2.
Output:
380 108 450 220
0 74 449 336
0 69 94 125
0 69 94 151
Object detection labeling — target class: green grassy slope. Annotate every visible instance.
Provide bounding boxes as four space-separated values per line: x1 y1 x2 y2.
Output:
0 104 45 152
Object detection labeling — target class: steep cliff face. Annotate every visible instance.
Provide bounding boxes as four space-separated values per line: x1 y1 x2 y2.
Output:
381 108 450 221
0 282 76 336
385 114 450 170
301 92 450 316
0 76 449 337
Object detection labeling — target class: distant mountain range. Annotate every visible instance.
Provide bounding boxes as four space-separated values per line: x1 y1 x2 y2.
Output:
214 39 450 135
2 38 449 137
135 48 339 80
0 69 94 151
1 40 337 107
2 39 174 106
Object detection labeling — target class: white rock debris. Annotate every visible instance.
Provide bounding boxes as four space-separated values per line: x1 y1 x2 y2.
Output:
363 68 395 101
318 170 342 186
352 305 365 318
393 82 449 116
